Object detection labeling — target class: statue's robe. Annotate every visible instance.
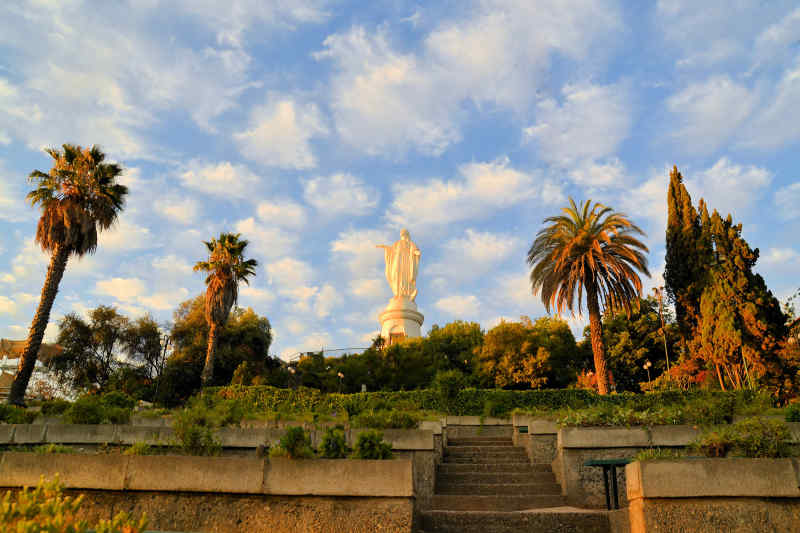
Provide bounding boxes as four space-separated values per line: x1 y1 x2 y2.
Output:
384 237 420 301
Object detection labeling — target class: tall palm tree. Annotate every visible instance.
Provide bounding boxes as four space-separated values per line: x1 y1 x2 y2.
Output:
527 198 649 394
194 233 257 385
8 145 127 405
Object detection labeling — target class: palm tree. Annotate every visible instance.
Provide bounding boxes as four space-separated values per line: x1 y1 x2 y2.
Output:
8 145 127 405
527 198 649 394
194 233 257 385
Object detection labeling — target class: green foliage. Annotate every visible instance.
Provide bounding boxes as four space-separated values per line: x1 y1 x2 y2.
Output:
351 430 393 459
34 444 75 454
319 425 349 458
785 403 800 422
124 442 155 455
432 370 466 413
40 399 72 417
633 448 684 461
0 404 36 424
351 409 420 429
690 417 792 458
172 398 223 456
63 394 133 425
271 426 314 459
0 475 148 533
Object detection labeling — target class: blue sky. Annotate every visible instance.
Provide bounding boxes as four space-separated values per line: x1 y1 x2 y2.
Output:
1 0 800 359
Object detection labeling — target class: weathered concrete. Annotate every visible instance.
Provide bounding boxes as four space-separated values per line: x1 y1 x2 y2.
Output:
115 425 172 445
264 457 412 497
0 425 14 444
420 420 443 435
216 427 267 448
626 459 800 499
126 455 265 494
11 424 46 444
559 427 651 449
1 488 414 533
0 452 127 490
45 424 117 444
445 416 509 426
554 446 639 508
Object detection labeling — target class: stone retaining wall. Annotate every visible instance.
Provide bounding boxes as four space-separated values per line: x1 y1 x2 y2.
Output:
617 459 800 533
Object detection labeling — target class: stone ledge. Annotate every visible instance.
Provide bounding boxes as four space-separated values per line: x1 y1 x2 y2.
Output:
0 452 414 497
444 416 510 426
626 458 800 500
559 427 651 448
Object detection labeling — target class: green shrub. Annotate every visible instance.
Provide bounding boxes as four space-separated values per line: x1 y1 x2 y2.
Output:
34 444 75 454
432 370 466 412
0 475 148 533
270 426 314 459
320 425 349 458
351 429 392 459
124 442 155 456
0 404 36 424
690 417 792 458
100 391 137 410
633 448 684 461
172 401 222 456
64 396 105 424
40 399 72 417
785 403 800 422
351 409 420 429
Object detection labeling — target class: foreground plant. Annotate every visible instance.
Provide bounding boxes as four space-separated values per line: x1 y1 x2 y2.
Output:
8 145 128 406
0 475 147 532
527 198 649 394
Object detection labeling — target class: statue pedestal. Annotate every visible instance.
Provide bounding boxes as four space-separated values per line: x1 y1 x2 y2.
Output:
379 296 424 345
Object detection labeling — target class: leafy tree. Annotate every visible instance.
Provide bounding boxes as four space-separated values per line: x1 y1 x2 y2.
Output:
157 296 275 405
595 296 680 392
9 145 127 405
527 198 650 394
194 233 258 385
123 314 166 380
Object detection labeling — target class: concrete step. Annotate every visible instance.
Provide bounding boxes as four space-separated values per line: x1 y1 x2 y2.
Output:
438 471 556 484
420 509 611 533
447 439 513 446
436 482 562 495
438 462 551 473
447 427 513 438
445 445 526 453
430 494 566 511
443 455 533 464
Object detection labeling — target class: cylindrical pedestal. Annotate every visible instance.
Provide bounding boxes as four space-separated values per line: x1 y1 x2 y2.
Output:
379 297 424 344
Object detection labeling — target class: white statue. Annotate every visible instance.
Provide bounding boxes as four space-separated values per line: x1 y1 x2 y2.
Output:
376 229 421 301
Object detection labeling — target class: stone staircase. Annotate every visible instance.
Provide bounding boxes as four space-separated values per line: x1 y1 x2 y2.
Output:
420 428 610 533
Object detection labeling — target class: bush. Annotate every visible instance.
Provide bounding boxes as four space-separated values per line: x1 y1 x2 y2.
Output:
0 404 36 424
351 429 392 459
172 401 221 456
785 403 800 422
64 396 105 424
40 399 72 417
432 370 466 412
0 476 148 533
270 426 314 459
320 425 349 458
633 448 684 461
690 417 792 458
34 444 75 454
351 409 420 429
100 391 137 410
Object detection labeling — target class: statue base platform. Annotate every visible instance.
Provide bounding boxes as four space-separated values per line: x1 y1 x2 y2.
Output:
379 297 424 345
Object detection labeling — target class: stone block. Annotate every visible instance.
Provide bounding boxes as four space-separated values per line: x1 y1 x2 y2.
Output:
528 420 558 435
12 424 46 444
0 425 15 444
116 425 172 445
45 424 117 444
419 420 442 434
0 452 127 490
558 427 650 448
264 458 413 497
626 458 800 500
647 425 699 447
125 455 264 493
445 416 510 426
218 427 266 448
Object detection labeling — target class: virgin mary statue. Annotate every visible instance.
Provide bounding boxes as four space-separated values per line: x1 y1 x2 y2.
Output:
376 229 421 302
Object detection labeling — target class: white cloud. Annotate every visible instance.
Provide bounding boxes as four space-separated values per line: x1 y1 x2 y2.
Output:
280 332 333 359
235 97 328 169
666 76 757 154
752 7 800 70
688 158 771 217
0 273 15 284
525 82 632 167
388 158 561 228
95 278 147 303
760 247 800 267
331 228 393 275
180 161 261 199
569 158 629 188
240 286 276 304
0 296 17 316
436 294 480 317
152 254 194 275
98 219 152 252
775 182 800 220
430 229 520 282
13 293 38 306
154 196 200 225
742 59 800 150
313 284 342 318
266 258 314 289
138 288 191 311
256 199 307 229
303 173 379 216
349 278 387 302
234 217 297 260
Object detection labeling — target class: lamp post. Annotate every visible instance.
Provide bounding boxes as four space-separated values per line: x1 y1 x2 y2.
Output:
643 360 652 384
337 371 344 393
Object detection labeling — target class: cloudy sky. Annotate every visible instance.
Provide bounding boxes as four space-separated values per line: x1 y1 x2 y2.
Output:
1 0 799 358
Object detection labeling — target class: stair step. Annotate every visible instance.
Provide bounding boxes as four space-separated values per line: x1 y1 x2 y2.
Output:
436 482 562 495
444 456 534 463
420 509 611 533
438 463 551 473
438 472 556 484
447 439 513 446
446 445 527 453
430 494 566 511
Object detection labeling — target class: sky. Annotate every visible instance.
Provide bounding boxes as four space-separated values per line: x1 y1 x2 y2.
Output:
1 0 800 360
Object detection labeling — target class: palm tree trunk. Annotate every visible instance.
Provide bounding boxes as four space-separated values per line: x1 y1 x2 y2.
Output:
201 322 219 386
7 244 69 406
586 284 610 395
